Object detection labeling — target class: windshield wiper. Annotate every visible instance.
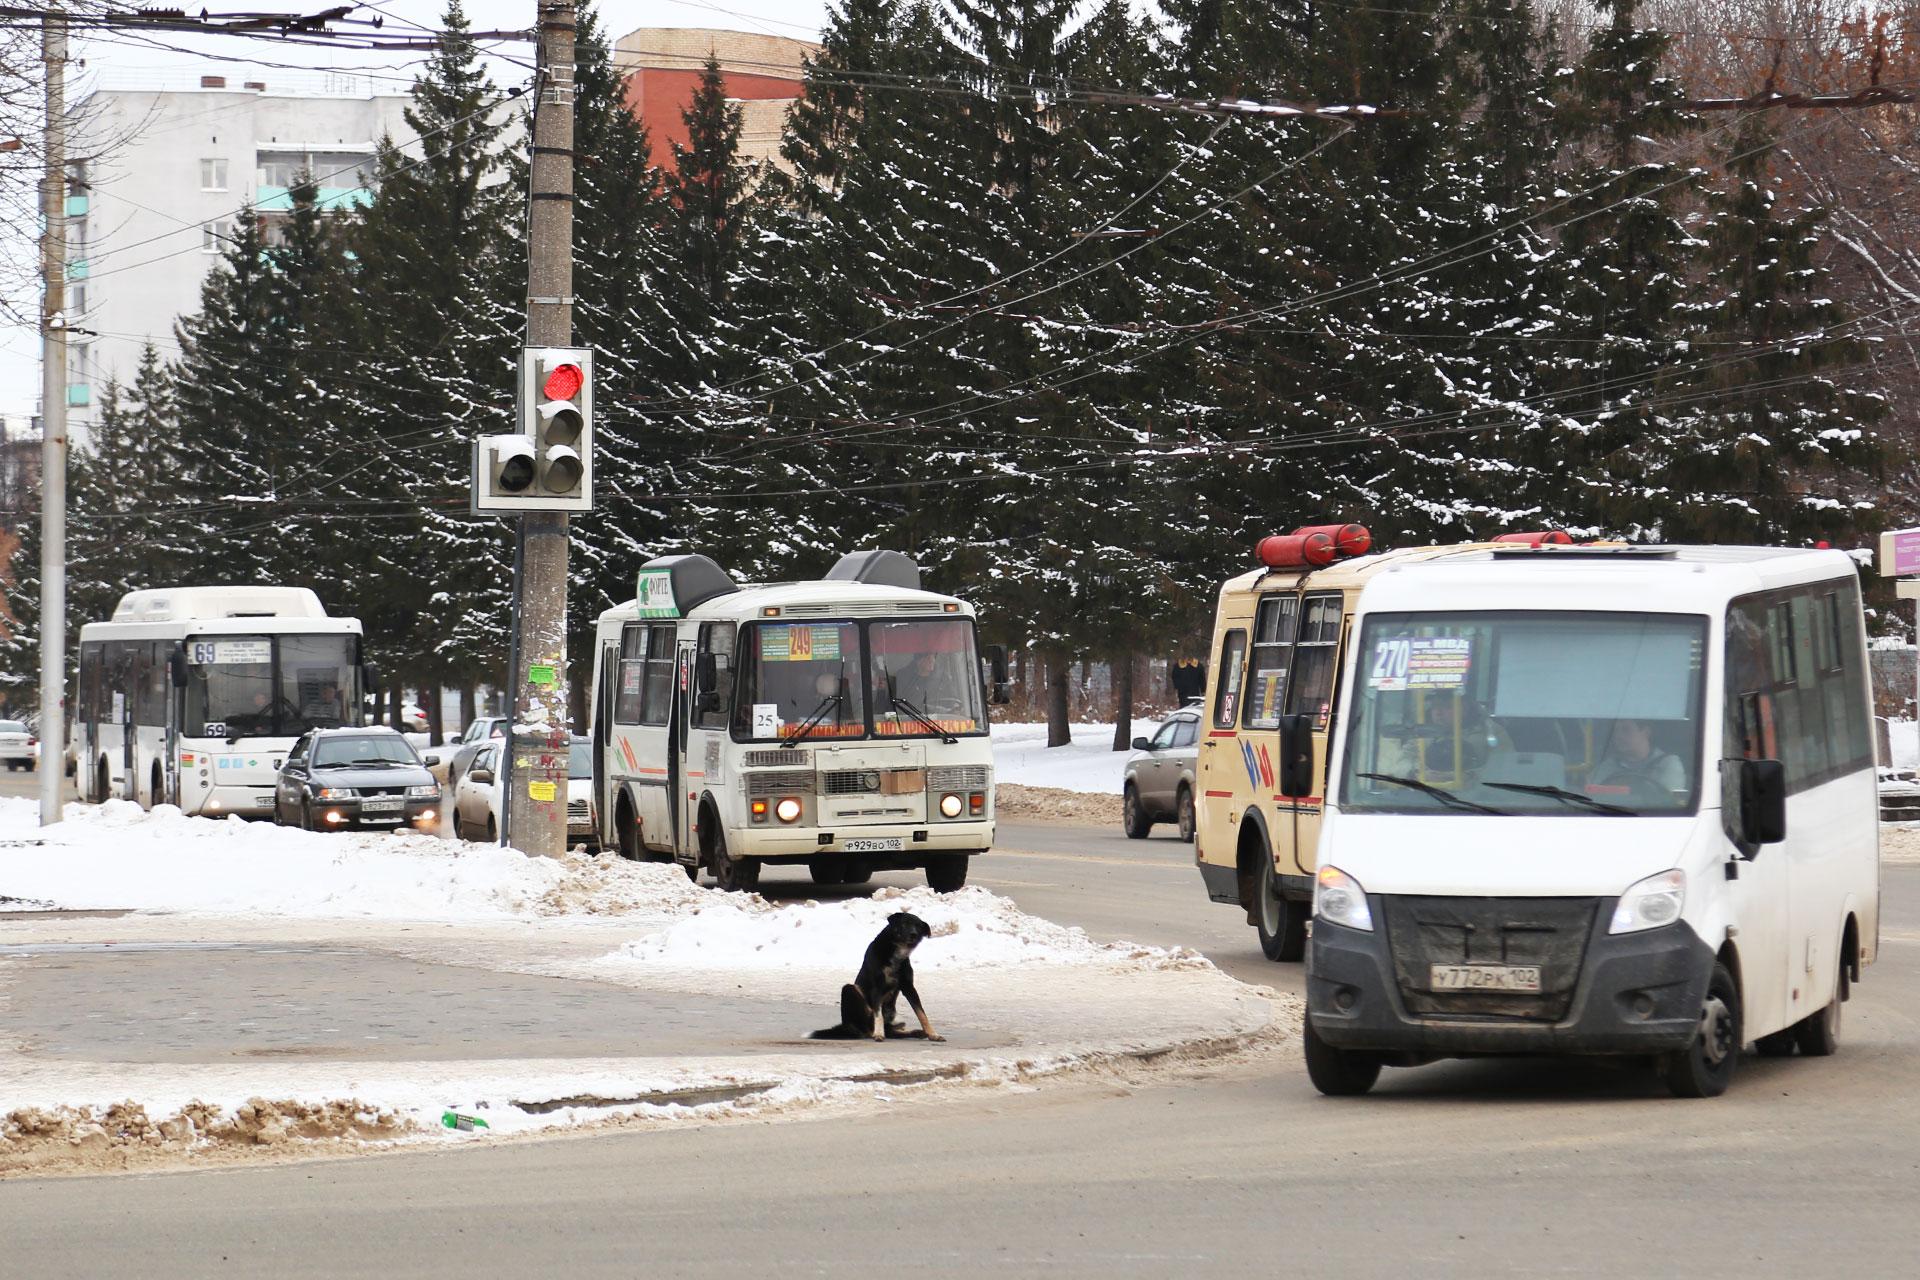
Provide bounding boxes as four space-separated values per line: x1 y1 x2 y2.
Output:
1483 781 1638 816
781 691 843 749
1357 772 1510 815
887 690 957 744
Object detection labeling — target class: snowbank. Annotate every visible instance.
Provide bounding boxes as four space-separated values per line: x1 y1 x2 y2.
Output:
1888 718 1917 772
992 721 1154 795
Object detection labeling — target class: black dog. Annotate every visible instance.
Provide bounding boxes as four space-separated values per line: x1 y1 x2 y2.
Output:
810 912 944 1042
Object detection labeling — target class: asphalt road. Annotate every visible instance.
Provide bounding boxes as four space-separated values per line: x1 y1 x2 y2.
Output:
5 820 1918 1276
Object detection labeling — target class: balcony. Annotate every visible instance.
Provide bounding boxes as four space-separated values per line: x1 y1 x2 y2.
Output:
66 384 89 408
255 185 372 213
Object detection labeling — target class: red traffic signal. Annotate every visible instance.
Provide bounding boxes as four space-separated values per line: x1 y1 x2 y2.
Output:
543 362 584 401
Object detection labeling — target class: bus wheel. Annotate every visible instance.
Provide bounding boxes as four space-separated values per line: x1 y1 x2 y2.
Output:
1176 787 1196 843
1122 785 1151 839
1256 856 1307 962
1794 955 1847 1058
1663 962 1741 1099
925 854 968 893
1303 1017 1381 1097
94 759 109 805
616 802 642 861
485 816 498 844
713 833 760 893
151 764 164 809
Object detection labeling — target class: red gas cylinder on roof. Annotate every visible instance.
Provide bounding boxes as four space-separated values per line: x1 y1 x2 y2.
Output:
1292 523 1372 558
1257 531 1338 569
1492 530 1573 547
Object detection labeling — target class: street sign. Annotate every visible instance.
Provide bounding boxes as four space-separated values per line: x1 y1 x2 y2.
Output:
1878 527 1920 577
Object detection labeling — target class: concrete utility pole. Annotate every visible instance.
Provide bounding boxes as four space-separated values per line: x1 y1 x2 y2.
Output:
38 6 67 827
504 0 577 856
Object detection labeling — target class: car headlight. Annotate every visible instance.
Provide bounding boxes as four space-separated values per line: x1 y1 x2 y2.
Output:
1610 868 1685 934
1314 865 1373 932
314 787 354 800
407 784 440 799
775 797 802 823
939 792 963 818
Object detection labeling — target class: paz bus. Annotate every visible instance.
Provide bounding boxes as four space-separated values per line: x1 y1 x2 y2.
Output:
1194 525 1566 960
588 550 1005 892
1303 543 1878 1098
74 586 371 816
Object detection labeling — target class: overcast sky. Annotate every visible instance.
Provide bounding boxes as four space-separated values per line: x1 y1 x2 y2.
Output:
2 0 833 421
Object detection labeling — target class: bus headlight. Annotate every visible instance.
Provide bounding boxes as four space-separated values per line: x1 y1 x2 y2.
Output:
939 793 963 818
406 784 440 799
1610 869 1685 934
775 797 802 823
1315 865 1373 932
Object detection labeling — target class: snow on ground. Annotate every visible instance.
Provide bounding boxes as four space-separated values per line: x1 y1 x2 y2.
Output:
991 721 1153 796
1888 718 1917 772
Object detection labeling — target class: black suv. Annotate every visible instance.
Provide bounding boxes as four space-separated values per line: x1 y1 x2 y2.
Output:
273 727 442 832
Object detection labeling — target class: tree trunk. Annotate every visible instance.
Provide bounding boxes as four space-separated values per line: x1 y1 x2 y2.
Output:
1111 653 1134 751
1045 653 1071 747
459 684 478 733
425 682 444 747
387 683 403 732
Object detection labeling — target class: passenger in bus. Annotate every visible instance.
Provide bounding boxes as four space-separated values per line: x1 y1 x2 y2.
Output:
1588 718 1686 794
303 683 345 726
1375 695 1510 783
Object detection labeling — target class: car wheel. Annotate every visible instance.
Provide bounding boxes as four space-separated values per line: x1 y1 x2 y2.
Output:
1663 961 1742 1099
486 816 498 843
1176 787 1196 843
712 831 760 893
1794 954 1846 1058
1122 785 1151 839
301 801 316 833
925 854 969 893
1303 1016 1382 1097
1255 854 1308 962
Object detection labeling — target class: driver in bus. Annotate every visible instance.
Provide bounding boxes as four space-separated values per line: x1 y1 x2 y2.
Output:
1375 693 1510 783
894 651 941 707
1588 718 1686 794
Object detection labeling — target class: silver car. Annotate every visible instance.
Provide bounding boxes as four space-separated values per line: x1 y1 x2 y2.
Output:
1123 709 1200 841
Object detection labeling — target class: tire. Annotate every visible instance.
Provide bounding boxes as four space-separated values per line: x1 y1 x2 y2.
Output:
713 832 760 893
151 764 164 809
616 804 643 861
1175 787 1196 843
1122 785 1152 839
1255 854 1308 962
1794 955 1847 1058
302 801 316 833
925 853 969 893
95 759 109 805
485 816 497 844
1302 1016 1382 1097
1663 961 1742 1099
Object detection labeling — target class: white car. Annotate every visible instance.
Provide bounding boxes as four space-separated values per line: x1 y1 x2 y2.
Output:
0 719 36 771
451 736 595 848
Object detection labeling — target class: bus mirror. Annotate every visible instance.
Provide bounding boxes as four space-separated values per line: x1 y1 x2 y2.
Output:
695 653 717 693
362 662 381 694
1277 714 1315 798
991 681 1011 706
986 645 1010 683
1735 758 1787 849
168 649 189 688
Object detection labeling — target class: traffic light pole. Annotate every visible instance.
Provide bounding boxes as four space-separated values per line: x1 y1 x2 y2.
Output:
39 8 68 828
506 0 577 857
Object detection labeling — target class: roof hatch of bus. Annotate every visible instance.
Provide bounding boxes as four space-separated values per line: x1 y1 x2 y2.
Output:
110 586 329 623
823 549 922 591
636 554 740 618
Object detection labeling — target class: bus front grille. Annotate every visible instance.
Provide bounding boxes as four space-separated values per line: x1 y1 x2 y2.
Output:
743 749 807 768
1381 895 1601 1022
743 770 814 797
927 766 989 792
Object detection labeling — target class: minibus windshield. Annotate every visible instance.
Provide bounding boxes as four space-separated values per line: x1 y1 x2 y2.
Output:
1339 611 1707 817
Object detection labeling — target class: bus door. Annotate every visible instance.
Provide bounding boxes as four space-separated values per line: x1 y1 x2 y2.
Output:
1280 591 1344 876
117 647 136 801
685 621 737 858
668 639 695 855
592 635 618 848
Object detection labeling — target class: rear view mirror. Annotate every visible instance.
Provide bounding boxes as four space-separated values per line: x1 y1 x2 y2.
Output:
168 648 189 688
469 767 494 785
1277 714 1315 798
1132 735 1152 752
695 652 717 693
362 662 382 694
1727 758 1786 851
984 645 1012 705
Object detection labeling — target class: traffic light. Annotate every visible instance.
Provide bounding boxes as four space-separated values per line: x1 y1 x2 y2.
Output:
470 346 594 513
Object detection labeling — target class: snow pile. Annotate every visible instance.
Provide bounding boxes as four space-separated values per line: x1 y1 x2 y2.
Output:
992 721 1155 795
608 883 1198 972
0 798 701 922
1886 718 1917 772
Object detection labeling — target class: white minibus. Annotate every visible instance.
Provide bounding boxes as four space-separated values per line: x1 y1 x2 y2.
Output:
1303 544 1878 1098
588 550 1005 892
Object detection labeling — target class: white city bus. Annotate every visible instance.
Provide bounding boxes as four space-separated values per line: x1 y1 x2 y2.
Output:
74 586 370 817
588 550 1004 892
1303 544 1880 1098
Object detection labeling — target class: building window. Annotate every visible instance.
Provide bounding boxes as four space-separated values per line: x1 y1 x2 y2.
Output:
201 221 231 253
200 158 228 191
67 384 90 407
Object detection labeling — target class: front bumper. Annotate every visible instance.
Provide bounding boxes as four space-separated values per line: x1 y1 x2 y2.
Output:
1308 905 1715 1057
308 797 442 830
732 820 992 861
189 784 279 818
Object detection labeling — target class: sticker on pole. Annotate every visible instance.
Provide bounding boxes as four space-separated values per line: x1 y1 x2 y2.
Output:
528 779 557 802
636 568 679 619
527 663 557 687
752 703 779 737
1369 637 1472 691
188 639 271 665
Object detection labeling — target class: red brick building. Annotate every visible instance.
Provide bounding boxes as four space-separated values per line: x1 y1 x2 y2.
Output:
613 28 818 174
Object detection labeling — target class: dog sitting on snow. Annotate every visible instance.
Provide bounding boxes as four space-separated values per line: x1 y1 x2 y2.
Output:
810 911 944 1042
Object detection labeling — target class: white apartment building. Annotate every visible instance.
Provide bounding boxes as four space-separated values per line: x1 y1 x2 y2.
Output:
64 72 417 429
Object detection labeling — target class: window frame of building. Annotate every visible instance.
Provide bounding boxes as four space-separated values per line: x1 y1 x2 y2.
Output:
200 157 228 191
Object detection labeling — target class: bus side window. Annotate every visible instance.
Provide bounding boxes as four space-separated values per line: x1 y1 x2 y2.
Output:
1243 596 1297 729
1213 630 1247 730
615 625 647 725
639 624 676 725
1285 593 1343 728
695 623 735 730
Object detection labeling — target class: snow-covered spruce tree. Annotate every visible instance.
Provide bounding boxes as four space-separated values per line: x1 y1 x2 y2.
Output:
338 0 518 696
1656 112 1885 545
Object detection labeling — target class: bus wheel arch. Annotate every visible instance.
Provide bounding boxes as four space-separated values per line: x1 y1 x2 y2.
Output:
150 761 163 809
1842 913 1861 986
614 791 641 860
1239 810 1306 962
94 756 110 804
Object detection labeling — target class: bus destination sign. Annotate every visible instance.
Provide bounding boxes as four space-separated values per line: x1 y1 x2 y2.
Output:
636 569 679 619
187 639 272 665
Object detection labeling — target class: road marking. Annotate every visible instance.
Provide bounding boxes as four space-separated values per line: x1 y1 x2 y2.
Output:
991 847 1193 872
